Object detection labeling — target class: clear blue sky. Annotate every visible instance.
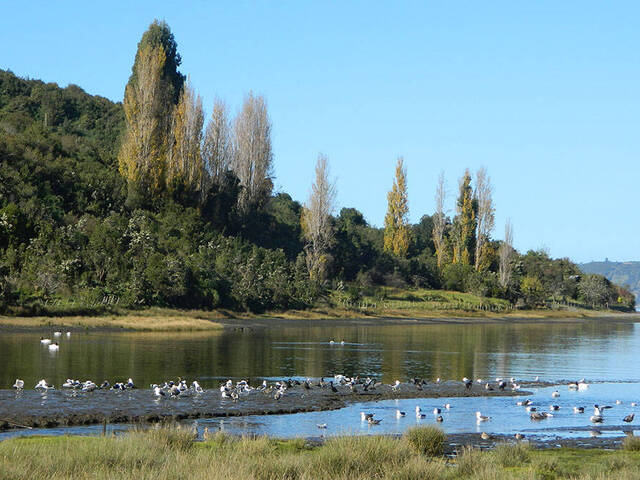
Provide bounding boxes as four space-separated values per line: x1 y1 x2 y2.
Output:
2 1 638 263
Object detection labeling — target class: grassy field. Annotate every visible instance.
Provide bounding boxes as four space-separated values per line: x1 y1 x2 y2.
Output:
1 426 640 479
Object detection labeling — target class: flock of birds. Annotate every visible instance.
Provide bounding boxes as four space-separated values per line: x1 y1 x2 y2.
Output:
39 331 71 352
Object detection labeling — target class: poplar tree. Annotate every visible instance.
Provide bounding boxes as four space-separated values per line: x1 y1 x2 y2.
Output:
499 219 514 289
474 167 495 271
433 171 448 267
202 98 233 188
452 169 477 265
166 79 205 201
118 20 184 204
302 154 336 281
383 157 410 257
232 92 273 215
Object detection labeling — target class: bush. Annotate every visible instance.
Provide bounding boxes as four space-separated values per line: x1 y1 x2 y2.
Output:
404 426 445 456
491 442 531 467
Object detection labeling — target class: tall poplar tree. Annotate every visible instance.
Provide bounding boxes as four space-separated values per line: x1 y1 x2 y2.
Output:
302 154 336 281
383 157 410 257
474 167 495 271
118 20 185 204
452 169 477 265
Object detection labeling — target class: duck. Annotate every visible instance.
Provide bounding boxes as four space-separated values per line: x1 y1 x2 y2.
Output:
13 379 24 390
623 413 635 423
476 411 490 422
573 406 585 414
396 409 406 418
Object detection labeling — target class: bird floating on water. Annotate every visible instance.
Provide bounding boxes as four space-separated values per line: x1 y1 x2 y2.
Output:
53 331 62 337
35 379 54 390
551 391 560 398
623 413 635 423
13 379 24 390
40 337 51 345
317 423 327 429
396 409 406 418
573 406 585 414
476 411 490 422
48 342 59 351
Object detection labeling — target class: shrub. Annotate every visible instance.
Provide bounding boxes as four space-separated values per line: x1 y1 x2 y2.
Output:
404 426 446 456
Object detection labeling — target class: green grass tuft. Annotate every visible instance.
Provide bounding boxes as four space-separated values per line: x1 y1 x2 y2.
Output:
404 426 446 456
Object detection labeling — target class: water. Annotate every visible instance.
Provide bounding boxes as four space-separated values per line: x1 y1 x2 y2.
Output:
1 318 640 440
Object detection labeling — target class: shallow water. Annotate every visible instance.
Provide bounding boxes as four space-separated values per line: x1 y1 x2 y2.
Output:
2 319 640 440
1 320 639 389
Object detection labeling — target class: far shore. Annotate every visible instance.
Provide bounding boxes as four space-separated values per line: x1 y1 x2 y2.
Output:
0 305 636 332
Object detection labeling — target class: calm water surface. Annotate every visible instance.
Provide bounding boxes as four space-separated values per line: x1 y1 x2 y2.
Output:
2 319 640 440
1 320 638 388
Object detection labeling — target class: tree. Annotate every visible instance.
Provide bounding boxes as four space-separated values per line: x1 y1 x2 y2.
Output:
383 157 410 257
579 274 611 308
452 169 477 265
118 20 185 204
166 79 204 202
433 171 447 267
203 98 233 188
474 167 495 271
521 275 547 307
302 154 336 282
498 219 514 289
232 92 273 216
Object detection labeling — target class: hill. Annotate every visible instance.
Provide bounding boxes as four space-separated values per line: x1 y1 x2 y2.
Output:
580 261 640 303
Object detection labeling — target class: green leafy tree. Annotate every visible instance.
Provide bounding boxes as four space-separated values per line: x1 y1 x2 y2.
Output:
452 169 477 265
383 157 410 257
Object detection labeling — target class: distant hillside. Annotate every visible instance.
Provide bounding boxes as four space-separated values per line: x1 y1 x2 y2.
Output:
580 261 640 301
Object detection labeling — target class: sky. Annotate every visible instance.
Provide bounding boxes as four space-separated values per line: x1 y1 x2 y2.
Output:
1 1 638 263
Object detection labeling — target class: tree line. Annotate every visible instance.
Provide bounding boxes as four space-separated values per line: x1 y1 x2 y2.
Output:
0 20 634 314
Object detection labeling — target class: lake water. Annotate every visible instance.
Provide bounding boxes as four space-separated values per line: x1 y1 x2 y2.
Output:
1 319 640 440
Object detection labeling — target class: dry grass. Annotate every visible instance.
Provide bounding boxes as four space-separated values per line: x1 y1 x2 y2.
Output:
0 311 223 332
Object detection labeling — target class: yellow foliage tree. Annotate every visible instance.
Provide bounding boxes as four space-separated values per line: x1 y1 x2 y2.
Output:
383 157 410 257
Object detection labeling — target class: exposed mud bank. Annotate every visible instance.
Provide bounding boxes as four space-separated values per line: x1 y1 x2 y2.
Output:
0 380 529 432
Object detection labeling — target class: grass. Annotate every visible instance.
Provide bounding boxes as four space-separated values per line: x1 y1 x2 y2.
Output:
405 425 446 456
0 287 635 331
2 427 640 479
0 307 223 332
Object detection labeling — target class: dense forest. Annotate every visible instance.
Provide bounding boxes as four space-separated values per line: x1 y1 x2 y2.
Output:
0 20 634 315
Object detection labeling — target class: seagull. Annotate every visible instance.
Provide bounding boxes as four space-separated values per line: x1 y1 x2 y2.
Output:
463 377 473 389
192 381 203 393
66 331 71 337
444 403 451 409
476 411 490 422
530 412 551 420
632 402 638 407
551 391 560 398
340 341 345 345
53 331 62 337
35 379 54 390
317 423 327 429
436 415 444 422
433 408 441 415
40 337 51 345
329 340 335 345
392 380 401 391
367 417 381 425
396 409 406 418
515 433 525 440
573 406 585 414
48 342 59 351
590 414 604 423
153 385 166 397
624 414 635 423
361 412 374 421
415 406 426 418
616 400 623 405
550 405 560 411
13 379 24 390
480 432 491 440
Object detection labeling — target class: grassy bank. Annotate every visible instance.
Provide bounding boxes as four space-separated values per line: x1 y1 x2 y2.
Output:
0 287 635 331
0 308 223 331
1 427 640 479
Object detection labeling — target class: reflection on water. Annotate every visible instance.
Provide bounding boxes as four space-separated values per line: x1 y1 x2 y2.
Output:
0 320 639 389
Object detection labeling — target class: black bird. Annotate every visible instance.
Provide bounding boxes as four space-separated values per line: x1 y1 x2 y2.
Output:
624 413 635 423
330 381 338 393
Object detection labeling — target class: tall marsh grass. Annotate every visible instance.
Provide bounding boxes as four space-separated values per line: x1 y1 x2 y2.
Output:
1 427 640 479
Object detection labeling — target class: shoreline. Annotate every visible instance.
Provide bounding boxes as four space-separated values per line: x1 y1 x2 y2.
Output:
0 307 636 332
